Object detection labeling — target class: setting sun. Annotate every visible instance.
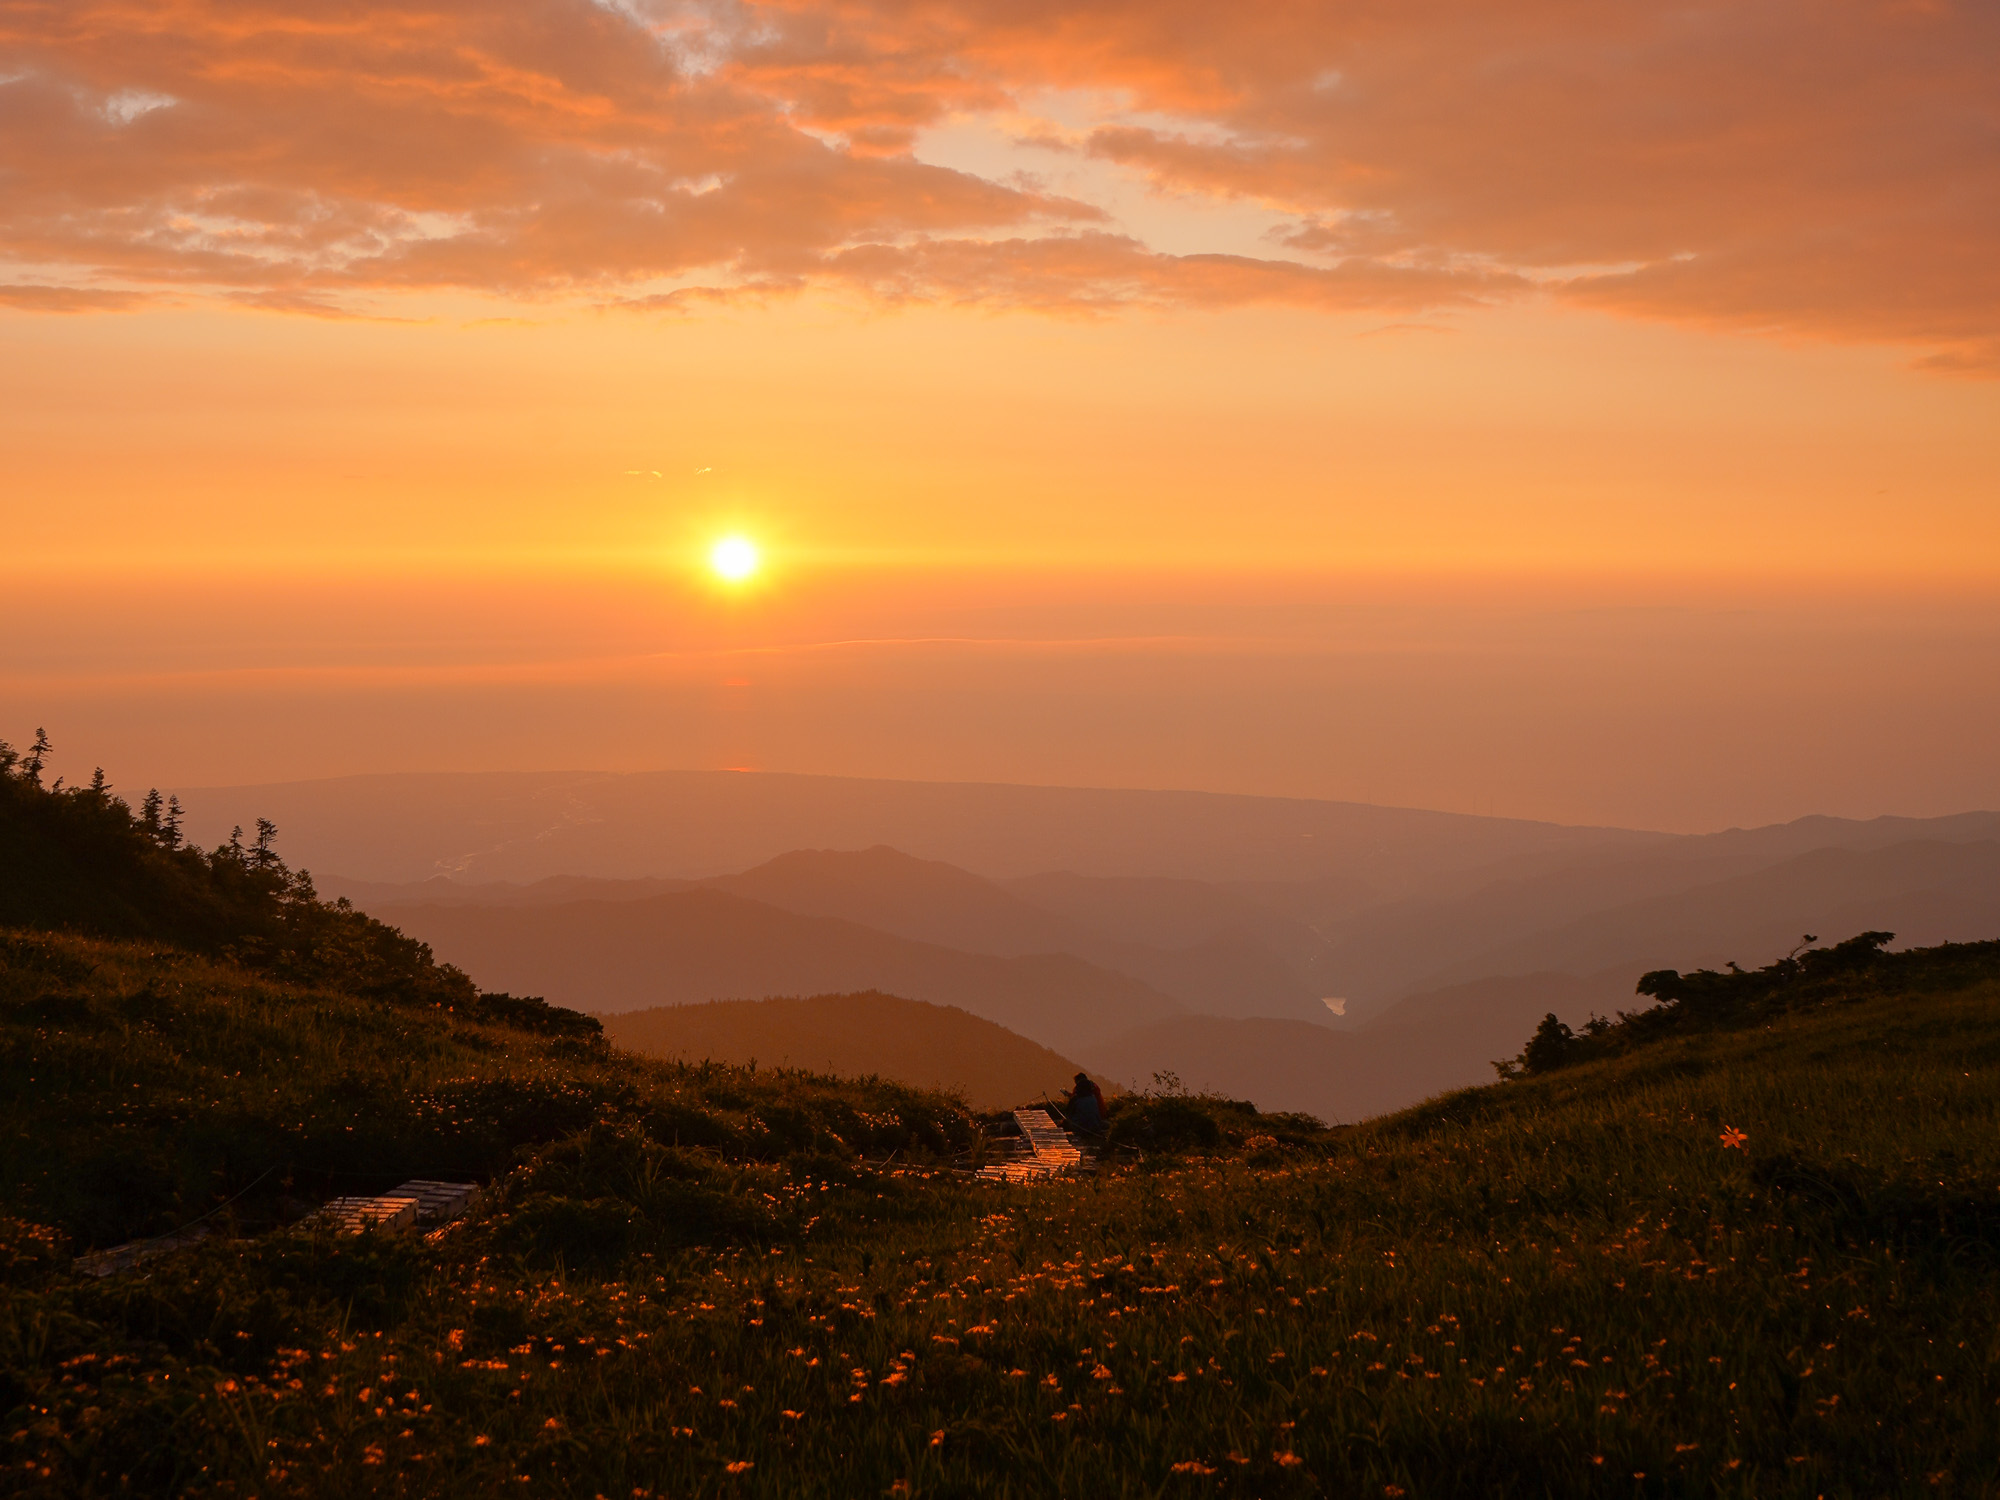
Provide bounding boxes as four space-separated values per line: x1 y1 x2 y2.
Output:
709 535 760 582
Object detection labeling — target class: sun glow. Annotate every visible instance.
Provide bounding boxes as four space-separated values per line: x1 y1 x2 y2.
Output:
709 535 760 582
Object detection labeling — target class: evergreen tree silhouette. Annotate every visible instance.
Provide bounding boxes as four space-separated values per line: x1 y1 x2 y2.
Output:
22 728 50 788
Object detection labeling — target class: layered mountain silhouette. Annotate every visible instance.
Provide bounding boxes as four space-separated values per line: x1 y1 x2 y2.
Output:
179 768 1656 887
372 887 1184 1057
265 771 2000 1121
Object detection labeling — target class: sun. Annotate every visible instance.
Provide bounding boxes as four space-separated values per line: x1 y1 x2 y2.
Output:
708 534 760 582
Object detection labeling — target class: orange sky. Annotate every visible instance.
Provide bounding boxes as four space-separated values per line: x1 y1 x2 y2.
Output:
3 0 1998 830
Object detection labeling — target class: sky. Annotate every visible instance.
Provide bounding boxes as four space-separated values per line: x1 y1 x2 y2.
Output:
3 0 1998 832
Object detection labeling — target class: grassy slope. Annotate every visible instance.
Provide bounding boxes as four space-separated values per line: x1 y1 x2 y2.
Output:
3 932 1998 1498
603 993 1088 1113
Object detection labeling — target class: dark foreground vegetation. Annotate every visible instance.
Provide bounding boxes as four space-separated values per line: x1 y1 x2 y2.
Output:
4 738 2000 1496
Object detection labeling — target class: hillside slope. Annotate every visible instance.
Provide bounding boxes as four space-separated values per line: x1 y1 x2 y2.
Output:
374 888 1185 1055
6 927 1999 1496
603 992 1088 1111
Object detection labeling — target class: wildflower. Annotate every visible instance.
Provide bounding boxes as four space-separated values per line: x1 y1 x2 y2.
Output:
1385 1488 1405 1498
1170 1461 1217 1475
725 1461 753 1473
929 1430 945 1448
781 1410 802 1420
544 1418 562 1431
1091 1364 1113 1380
1168 1373 1188 1384
1274 1452 1303 1468
475 1436 491 1447
1720 1127 1748 1150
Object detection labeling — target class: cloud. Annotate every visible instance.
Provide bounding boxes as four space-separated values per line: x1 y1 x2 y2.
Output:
0 281 151 311
0 0 1992 363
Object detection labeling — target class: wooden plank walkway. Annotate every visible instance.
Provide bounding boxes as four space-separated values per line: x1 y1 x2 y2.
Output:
313 1180 482 1236
315 1195 421 1235
74 1226 210 1279
78 1178 488 1274
974 1108 1092 1182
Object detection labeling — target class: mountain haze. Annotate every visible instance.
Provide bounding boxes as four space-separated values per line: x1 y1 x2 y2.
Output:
375 888 1185 1055
175 768 1658 887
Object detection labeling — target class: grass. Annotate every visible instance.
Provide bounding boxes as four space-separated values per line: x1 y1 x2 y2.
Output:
4 929 1999 1497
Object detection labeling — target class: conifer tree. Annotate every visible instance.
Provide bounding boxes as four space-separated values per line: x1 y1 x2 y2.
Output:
22 728 50 787
251 817 280 871
163 795 185 851
141 789 164 834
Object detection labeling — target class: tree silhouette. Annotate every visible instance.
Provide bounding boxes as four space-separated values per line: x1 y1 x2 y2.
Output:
251 818 280 872
21 728 50 788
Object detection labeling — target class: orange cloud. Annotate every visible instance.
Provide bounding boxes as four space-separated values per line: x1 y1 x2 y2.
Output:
1 0 1993 364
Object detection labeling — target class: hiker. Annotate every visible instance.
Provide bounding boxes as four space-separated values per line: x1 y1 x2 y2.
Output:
1065 1072 1106 1134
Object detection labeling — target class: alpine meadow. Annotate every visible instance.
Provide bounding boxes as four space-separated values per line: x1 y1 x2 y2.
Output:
5 745 2000 1497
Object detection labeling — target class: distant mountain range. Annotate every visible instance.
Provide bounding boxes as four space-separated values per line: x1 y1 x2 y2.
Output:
602 992 1087 1113
231 769 1999 1122
178 767 1656 888
371 886 1184 1057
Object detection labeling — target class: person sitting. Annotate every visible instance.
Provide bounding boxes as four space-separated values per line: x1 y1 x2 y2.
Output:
1066 1072 1106 1135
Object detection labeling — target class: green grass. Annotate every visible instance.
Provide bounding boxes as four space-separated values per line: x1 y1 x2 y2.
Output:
5 930 2000 1497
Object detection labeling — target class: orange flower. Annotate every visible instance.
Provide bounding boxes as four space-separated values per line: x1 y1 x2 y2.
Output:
1171 1461 1217 1475
1274 1452 1303 1467
725 1461 754 1474
1720 1127 1749 1150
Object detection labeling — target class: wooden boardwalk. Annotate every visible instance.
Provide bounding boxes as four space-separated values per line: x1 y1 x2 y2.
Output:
76 1178 484 1276
312 1180 482 1236
974 1108 1093 1182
